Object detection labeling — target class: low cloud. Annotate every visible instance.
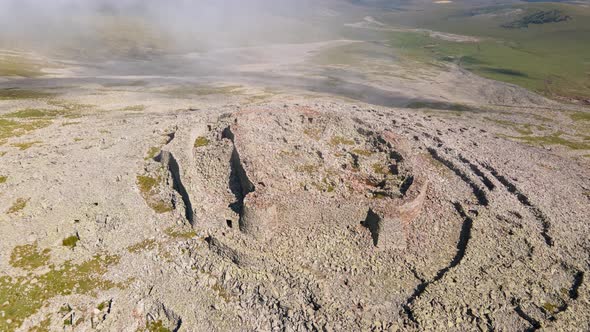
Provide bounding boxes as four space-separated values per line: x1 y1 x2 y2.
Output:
0 0 352 58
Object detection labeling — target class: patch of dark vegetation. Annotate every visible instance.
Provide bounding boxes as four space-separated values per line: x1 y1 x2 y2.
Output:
5 108 69 118
0 118 51 146
502 10 571 29
480 67 529 78
194 136 210 148
62 234 79 249
145 319 173 332
459 55 487 66
570 111 590 122
137 174 174 214
9 243 50 270
427 148 489 206
482 163 553 246
0 88 55 100
165 227 197 239
403 202 474 325
1 244 121 331
7 197 29 214
464 5 515 18
509 132 590 150
406 101 480 113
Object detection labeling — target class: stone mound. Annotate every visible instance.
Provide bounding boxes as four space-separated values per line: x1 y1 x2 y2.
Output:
191 107 428 248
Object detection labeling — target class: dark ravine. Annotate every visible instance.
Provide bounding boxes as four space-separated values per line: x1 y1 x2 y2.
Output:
402 146 486 326
230 147 255 199
223 126 256 230
427 148 489 206
458 155 495 191
402 202 474 325
165 131 176 145
570 271 584 300
157 150 195 225
482 163 553 247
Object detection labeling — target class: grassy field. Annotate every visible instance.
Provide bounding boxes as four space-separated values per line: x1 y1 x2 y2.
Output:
377 2 590 101
0 54 45 77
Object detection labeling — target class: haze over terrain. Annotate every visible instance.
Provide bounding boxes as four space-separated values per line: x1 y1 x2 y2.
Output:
0 0 589 331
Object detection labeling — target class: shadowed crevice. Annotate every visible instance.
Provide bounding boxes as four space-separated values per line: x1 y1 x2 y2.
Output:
361 208 381 246
158 151 194 225
223 126 256 230
403 202 474 325
482 163 553 246
458 155 495 190
512 298 541 332
428 148 488 206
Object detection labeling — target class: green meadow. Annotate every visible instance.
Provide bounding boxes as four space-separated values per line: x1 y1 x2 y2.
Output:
379 2 590 101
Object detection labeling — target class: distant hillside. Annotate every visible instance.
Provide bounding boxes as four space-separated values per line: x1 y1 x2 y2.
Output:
502 10 571 28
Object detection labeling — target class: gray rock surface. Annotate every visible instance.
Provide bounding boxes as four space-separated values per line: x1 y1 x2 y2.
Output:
1 93 588 331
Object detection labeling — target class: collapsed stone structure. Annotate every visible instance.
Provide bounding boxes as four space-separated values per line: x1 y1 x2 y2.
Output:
190 108 428 249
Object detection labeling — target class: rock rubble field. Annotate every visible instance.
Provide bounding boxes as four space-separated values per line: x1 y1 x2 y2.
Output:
1 92 589 331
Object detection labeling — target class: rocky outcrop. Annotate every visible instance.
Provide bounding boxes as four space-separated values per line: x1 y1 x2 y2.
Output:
187 108 429 249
